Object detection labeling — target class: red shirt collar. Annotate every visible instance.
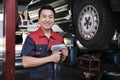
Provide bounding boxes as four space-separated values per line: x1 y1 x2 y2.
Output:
38 27 56 40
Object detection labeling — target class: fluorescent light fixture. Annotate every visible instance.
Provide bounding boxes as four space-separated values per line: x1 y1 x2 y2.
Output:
0 14 3 21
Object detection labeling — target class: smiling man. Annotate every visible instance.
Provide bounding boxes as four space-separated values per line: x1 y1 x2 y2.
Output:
21 5 68 80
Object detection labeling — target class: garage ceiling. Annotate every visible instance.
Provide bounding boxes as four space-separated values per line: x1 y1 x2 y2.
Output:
0 0 32 13
0 0 31 6
17 0 31 5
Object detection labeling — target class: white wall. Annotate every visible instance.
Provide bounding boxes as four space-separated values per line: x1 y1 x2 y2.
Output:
0 14 3 38
0 21 3 38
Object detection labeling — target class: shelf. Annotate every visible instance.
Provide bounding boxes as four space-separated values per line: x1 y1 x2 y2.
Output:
77 56 100 80
78 65 100 71
77 56 100 72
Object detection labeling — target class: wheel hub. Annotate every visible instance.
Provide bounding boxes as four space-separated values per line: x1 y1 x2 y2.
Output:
83 14 93 33
78 5 99 40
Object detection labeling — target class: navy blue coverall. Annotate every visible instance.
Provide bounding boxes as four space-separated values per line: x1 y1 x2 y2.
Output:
21 27 63 80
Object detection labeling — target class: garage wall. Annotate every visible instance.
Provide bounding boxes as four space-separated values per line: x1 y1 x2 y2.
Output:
0 21 3 38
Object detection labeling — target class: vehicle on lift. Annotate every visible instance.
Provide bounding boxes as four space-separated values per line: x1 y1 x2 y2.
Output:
21 0 120 49
19 0 120 79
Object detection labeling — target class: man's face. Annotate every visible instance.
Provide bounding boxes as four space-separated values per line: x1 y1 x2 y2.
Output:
39 9 55 30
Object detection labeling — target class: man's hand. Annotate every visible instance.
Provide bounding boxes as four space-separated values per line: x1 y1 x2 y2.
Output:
50 52 62 63
61 47 68 57
61 47 68 62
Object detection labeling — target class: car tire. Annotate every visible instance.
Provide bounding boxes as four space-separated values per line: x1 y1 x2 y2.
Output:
74 0 118 49
102 72 120 80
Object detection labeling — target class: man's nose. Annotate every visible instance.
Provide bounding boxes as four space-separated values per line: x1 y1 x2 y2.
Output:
46 17 50 21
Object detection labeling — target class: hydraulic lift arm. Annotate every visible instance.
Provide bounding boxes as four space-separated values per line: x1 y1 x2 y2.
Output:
2 0 16 80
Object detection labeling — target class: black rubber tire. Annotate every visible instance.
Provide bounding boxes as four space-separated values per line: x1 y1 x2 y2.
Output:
74 0 117 49
102 72 120 80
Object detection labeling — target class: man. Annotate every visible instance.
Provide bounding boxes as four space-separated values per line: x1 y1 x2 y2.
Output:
21 5 68 80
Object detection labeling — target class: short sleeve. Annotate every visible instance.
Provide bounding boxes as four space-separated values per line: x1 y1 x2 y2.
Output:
21 36 35 56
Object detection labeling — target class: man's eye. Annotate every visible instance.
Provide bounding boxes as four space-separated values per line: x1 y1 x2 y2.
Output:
41 14 46 18
49 16 54 18
49 17 53 18
42 15 46 18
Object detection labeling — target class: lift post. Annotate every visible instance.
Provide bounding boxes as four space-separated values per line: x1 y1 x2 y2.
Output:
2 0 17 80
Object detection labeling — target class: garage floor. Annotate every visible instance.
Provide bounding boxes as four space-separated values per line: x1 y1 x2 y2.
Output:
15 64 80 80
61 57 120 80
15 59 120 80
2 56 120 80
61 64 80 80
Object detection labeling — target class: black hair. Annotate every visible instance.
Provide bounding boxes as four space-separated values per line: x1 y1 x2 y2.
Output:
38 5 55 18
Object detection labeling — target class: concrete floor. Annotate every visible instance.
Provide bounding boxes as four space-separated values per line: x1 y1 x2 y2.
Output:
1 56 120 80
15 64 80 80
61 64 80 80
14 63 81 80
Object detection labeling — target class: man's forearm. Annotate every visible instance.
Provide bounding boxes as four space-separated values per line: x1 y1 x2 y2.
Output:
22 55 52 68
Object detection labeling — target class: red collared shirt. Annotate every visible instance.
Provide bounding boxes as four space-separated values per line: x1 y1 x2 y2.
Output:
21 27 63 57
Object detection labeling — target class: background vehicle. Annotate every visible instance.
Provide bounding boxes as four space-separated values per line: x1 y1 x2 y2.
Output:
22 0 120 49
